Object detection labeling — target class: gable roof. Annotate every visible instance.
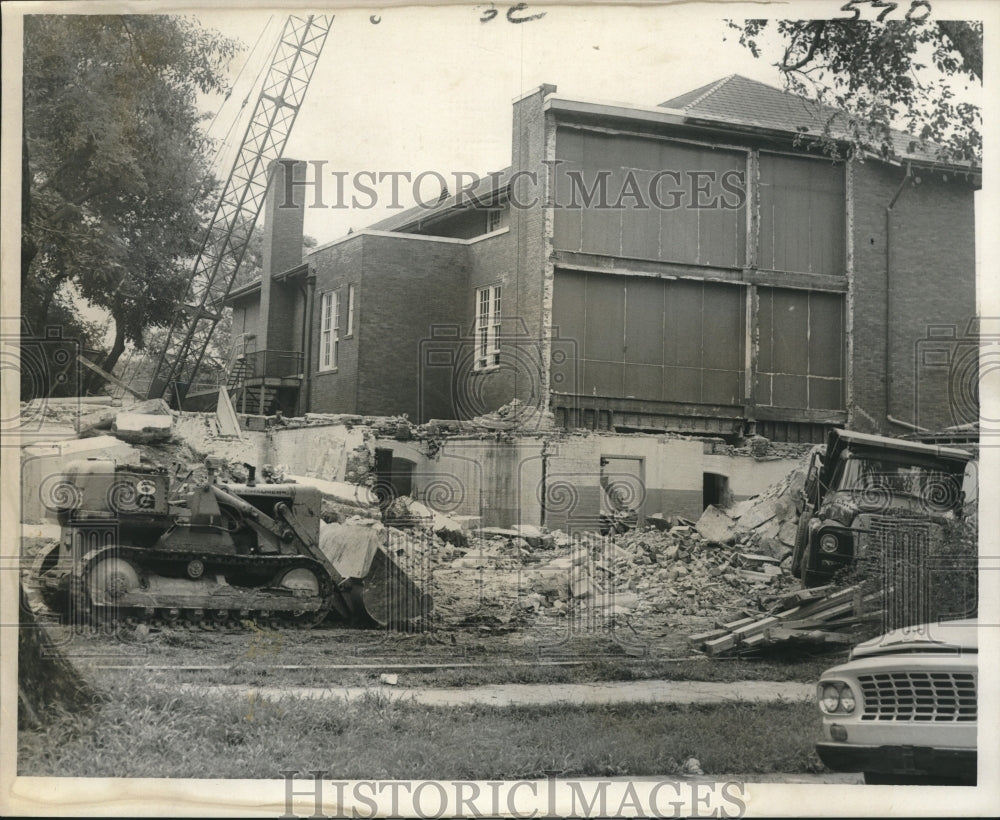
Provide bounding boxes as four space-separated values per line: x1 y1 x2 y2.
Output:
660 74 973 169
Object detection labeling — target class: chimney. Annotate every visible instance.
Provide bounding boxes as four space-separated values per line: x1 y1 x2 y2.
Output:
258 159 306 354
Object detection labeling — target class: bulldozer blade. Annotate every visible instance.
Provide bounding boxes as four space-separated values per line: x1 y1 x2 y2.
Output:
318 523 432 627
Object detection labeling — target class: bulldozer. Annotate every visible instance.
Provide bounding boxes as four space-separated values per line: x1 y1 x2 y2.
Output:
33 457 431 629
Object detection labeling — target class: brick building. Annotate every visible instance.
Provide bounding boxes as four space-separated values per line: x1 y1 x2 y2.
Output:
227 75 979 442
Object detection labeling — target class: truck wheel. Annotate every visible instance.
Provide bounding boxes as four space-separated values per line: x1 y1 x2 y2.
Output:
790 505 813 577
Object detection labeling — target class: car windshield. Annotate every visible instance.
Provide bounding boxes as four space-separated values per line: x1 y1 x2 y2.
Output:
831 455 962 509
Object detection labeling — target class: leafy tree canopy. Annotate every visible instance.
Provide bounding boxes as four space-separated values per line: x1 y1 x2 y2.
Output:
727 18 982 166
22 14 240 390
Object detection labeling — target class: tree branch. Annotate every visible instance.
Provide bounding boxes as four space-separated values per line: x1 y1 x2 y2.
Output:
780 22 826 72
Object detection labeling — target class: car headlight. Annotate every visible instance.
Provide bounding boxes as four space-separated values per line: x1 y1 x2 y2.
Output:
819 532 839 553
821 684 841 711
818 681 857 714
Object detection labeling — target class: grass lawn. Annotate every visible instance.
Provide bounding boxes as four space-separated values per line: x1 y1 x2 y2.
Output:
19 680 825 779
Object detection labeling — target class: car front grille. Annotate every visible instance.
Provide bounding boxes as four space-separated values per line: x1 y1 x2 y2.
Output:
857 671 977 721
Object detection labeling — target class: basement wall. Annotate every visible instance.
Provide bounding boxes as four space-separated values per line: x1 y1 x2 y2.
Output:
266 424 806 529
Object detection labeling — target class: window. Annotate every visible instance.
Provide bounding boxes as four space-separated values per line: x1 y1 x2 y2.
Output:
475 284 501 369
486 208 502 233
346 284 355 337
756 287 844 410
320 290 339 371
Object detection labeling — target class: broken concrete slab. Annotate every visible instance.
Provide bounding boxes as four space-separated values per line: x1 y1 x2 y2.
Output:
737 497 778 531
508 524 554 549
76 407 118 436
695 505 737 545
112 412 173 443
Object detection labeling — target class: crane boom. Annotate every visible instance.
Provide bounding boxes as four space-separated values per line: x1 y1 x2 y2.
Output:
146 14 332 404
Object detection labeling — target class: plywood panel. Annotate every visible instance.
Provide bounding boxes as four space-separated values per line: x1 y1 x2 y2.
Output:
583 274 625 362
621 168 662 260
624 277 664 364
624 363 663 401
770 289 809 373
759 153 845 275
808 291 844 378
702 282 743 371
663 365 702 403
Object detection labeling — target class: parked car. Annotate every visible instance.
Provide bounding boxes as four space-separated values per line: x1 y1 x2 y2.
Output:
792 429 972 587
815 618 977 785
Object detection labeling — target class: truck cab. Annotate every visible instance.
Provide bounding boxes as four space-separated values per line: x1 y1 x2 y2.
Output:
791 430 972 587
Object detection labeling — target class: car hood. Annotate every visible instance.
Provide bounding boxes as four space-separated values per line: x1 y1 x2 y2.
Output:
850 618 978 659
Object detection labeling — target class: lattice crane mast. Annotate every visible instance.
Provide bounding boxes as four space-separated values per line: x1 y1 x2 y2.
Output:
146 14 332 404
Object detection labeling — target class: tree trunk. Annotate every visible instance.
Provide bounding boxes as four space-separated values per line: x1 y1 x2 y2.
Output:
87 321 127 394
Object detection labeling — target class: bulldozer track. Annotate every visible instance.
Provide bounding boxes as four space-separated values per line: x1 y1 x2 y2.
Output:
63 545 342 631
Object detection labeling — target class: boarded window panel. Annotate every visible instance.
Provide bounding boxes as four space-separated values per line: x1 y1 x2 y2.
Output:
664 280 705 367
624 363 663 401
703 369 743 405
755 372 773 407
657 141 704 265
583 274 625 362
555 127 587 163
757 289 774 373
624 277 664 364
552 268 588 361
756 287 844 410
696 149 747 268
759 183 776 271
771 289 809 374
621 169 662 260
759 154 845 275
702 282 743 371
810 376 842 410
808 291 844 378
553 161 583 252
583 359 624 396
580 133 621 257
772 373 809 408
663 366 702 403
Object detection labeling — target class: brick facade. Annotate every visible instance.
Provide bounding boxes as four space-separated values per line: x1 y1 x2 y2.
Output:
230 82 978 439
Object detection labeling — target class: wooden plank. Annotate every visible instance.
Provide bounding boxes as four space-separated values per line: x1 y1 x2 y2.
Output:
77 355 144 399
703 633 738 655
731 616 780 638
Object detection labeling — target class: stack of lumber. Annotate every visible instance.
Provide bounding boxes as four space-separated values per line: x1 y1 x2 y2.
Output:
689 583 885 656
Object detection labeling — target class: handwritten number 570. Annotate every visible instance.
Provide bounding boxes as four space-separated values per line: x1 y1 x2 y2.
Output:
840 0 931 21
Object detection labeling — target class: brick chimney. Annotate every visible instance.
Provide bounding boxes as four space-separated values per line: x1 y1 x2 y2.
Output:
258 159 307 353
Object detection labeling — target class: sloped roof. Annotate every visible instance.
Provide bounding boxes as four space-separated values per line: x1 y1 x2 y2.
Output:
368 166 512 233
660 74 966 168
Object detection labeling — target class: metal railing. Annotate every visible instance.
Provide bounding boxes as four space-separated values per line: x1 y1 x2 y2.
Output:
237 349 304 380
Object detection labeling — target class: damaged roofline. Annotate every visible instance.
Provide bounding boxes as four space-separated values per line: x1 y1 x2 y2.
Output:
545 97 981 179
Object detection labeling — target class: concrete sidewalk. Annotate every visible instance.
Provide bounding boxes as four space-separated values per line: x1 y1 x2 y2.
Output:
182 678 814 706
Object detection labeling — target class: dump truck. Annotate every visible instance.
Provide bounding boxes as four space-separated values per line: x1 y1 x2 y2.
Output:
33 458 430 628
791 430 973 587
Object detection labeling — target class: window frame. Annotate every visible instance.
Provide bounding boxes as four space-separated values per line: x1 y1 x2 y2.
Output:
474 283 502 371
345 283 355 338
319 289 340 372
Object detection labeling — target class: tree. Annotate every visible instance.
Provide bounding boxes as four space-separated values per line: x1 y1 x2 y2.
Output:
21 15 239 392
727 18 982 165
